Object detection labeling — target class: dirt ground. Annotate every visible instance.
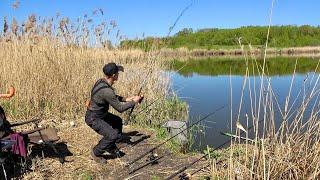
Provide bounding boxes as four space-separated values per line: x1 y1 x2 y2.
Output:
20 122 210 180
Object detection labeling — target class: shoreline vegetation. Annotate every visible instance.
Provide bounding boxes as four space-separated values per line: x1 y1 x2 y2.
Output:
0 13 193 179
0 14 189 125
121 25 320 58
2 12 320 179
149 46 320 59
121 25 320 50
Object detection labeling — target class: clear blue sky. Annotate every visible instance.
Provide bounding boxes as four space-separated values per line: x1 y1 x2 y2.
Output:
1 0 319 40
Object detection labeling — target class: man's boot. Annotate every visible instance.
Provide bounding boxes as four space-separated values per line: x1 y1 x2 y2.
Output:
91 150 107 164
105 148 125 158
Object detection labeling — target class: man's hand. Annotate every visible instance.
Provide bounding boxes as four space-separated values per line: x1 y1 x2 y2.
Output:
125 96 135 102
132 95 144 104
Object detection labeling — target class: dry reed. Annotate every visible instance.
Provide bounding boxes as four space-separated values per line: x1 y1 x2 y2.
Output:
0 11 188 179
204 0 320 179
0 13 187 128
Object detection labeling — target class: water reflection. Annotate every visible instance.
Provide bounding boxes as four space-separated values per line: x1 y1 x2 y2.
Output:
172 57 320 77
170 57 320 150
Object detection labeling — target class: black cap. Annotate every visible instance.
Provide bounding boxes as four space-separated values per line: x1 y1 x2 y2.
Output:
103 62 124 76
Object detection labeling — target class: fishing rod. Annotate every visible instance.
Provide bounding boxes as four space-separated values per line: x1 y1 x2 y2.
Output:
131 61 190 118
125 0 195 124
220 132 254 143
126 96 163 125
125 1 197 170
134 96 163 115
165 135 231 180
126 0 195 120
125 71 151 124
126 51 189 123
128 152 172 175
126 104 227 167
189 163 211 177
165 118 265 179
178 163 211 180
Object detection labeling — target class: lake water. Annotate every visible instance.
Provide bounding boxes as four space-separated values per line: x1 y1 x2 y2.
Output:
170 57 320 150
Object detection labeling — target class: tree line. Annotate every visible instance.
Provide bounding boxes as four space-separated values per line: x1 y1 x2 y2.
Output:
120 25 320 50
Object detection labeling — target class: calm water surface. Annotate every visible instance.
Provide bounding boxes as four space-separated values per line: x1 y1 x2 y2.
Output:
170 57 320 150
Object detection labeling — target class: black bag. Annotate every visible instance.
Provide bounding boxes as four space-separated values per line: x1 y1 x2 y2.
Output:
0 105 11 138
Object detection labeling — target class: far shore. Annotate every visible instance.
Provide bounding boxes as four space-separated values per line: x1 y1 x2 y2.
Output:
154 46 320 59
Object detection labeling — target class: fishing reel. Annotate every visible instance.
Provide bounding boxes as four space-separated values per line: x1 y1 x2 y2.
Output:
138 95 144 103
179 172 191 180
146 152 159 165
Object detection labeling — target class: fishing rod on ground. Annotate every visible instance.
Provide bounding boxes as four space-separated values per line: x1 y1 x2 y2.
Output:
128 152 173 174
220 132 255 142
189 163 211 178
165 135 231 180
178 163 211 180
177 130 259 179
121 97 181 149
125 104 227 168
122 132 254 165
165 118 265 179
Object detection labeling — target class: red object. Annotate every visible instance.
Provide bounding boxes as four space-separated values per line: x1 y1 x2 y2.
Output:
9 133 27 158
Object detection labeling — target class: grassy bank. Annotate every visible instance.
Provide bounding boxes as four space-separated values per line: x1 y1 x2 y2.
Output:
154 46 320 59
121 25 320 50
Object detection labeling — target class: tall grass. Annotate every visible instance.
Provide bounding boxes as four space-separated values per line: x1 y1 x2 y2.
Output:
204 1 320 179
0 12 188 128
207 45 320 180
